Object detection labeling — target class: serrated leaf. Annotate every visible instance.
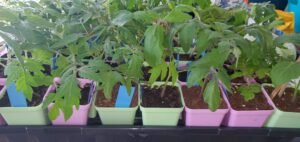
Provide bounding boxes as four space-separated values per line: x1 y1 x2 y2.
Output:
133 11 158 23
48 104 60 121
187 67 209 87
238 84 260 101
197 0 211 9
217 68 232 93
99 71 123 100
26 14 55 28
126 55 143 79
196 30 210 55
149 65 161 85
112 10 133 26
0 7 19 23
271 62 300 86
169 61 178 85
179 21 197 52
204 78 220 111
16 75 33 101
43 93 56 109
161 63 168 81
51 34 82 49
144 25 164 66
164 10 192 23
4 62 23 85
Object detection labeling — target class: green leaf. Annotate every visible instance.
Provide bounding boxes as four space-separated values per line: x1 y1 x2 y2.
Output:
16 75 33 101
133 11 158 23
217 68 232 93
164 10 192 23
238 84 260 101
51 34 82 49
271 62 300 86
169 61 178 85
48 104 60 121
203 78 220 111
196 0 211 9
4 62 23 85
43 93 56 109
149 65 161 85
196 30 210 55
55 75 81 120
274 34 300 46
112 10 133 26
187 68 209 87
160 63 168 81
144 25 164 66
99 71 123 100
126 55 143 79
0 7 19 23
179 21 197 52
26 15 55 28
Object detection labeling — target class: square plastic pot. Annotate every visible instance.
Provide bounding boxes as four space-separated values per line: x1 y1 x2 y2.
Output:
47 78 94 125
0 79 50 125
221 85 274 127
181 85 229 126
262 84 300 128
95 85 139 125
140 82 184 126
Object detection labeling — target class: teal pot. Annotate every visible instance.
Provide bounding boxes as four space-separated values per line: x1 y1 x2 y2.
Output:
140 82 184 126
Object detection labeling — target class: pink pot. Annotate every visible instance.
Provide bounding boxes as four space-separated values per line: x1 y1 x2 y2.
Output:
47 78 94 125
181 84 229 127
221 87 274 127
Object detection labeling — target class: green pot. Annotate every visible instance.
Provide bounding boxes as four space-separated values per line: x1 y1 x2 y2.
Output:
140 82 184 126
94 86 139 125
95 107 138 125
262 84 300 128
0 105 50 125
0 85 50 125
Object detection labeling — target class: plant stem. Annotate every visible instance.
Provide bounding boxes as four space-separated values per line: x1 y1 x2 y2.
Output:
292 81 300 102
160 66 172 98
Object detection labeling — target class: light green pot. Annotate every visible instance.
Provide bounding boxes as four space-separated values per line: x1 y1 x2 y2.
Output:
0 104 50 125
94 86 139 125
140 82 184 126
263 84 300 128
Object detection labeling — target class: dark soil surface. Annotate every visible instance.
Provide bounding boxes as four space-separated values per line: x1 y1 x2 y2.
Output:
95 85 138 107
231 77 247 84
175 54 197 61
227 85 273 111
178 71 188 82
0 66 5 78
141 85 182 108
80 84 92 105
42 64 52 76
0 86 48 107
182 86 227 109
264 86 300 112
255 76 272 84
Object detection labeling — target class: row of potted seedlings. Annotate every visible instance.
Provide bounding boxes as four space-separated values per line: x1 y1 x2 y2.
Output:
0 0 299 128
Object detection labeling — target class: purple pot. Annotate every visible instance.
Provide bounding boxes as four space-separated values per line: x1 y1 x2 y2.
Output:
181 84 229 126
221 86 274 127
47 78 95 125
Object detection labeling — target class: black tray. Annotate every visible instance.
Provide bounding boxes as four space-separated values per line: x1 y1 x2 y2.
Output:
1 115 300 142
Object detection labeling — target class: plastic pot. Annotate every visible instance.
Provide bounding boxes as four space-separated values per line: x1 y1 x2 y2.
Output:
0 79 50 125
221 85 274 127
95 85 139 125
262 84 300 128
181 84 229 126
140 82 184 126
47 78 94 125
